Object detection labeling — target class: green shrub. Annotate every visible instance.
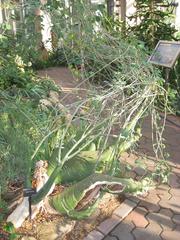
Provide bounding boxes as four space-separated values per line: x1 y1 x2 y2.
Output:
127 0 178 49
0 93 55 193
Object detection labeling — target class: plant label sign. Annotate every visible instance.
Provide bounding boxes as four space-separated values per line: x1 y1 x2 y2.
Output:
23 188 36 197
148 41 180 68
23 188 37 220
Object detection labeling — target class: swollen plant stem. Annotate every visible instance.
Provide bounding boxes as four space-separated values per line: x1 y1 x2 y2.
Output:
31 166 61 205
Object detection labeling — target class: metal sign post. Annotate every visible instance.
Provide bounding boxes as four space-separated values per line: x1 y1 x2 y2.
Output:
23 188 37 220
165 67 171 85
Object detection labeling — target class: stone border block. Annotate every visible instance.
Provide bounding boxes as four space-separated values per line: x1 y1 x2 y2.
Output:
113 199 137 219
83 230 104 240
84 199 138 240
97 215 121 235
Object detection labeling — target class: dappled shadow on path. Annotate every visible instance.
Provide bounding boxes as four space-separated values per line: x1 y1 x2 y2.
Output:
104 194 180 240
138 115 180 166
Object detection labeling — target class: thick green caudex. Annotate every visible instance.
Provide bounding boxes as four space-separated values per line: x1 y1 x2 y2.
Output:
50 173 151 219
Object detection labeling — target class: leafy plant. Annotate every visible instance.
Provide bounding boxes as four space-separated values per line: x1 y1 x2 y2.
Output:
0 200 8 223
152 160 171 183
0 200 19 240
127 0 178 49
0 92 56 193
2 222 18 240
0 0 169 228
30 107 151 214
126 0 180 115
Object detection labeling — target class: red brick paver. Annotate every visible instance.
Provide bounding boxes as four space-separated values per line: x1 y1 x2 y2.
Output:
159 196 180 214
172 214 180 225
132 227 162 240
101 172 180 240
161 226 180 240
146 220 162 235
146 210 175 230
168 173 180 188
110 220 135 240
126 207 148 228
139 192 160 212
156 184 171 200
170 187 180 196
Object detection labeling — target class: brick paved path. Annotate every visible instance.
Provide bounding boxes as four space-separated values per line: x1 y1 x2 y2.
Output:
84 115 180 240
84 162 180 240
38 67 180 240
103 168 180 240
85 117 180 240
139 115 180 166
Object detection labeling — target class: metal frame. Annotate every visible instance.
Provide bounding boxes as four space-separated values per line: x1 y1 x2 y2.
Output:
148 40 180 68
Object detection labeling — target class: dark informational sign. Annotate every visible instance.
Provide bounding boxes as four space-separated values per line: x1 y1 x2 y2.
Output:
23 188 36 197
148 41 180 68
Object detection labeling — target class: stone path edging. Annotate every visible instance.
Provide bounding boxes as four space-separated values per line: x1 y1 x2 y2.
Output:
83 198 138 240
84 166 180 240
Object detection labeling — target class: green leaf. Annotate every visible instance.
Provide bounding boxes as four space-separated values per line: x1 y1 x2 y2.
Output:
3 222 15 233
5 23 12 30
9 233 18 240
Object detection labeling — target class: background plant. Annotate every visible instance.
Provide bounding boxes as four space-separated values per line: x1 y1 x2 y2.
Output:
127 0 178 49
127 0 180 115
0 92 55 194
